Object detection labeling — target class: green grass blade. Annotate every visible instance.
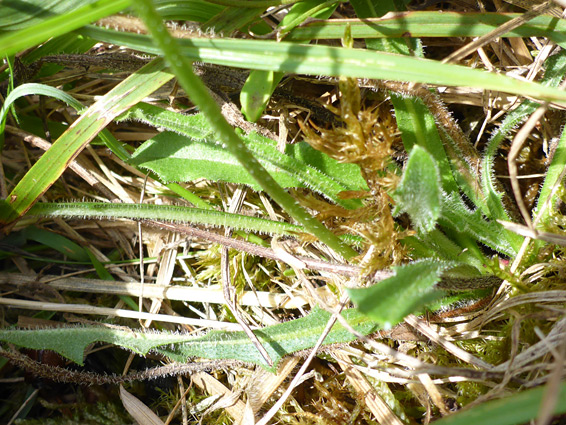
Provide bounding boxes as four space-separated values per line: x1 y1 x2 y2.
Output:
240 0 336 122
202 6 264 34
21 226 89 262
0 0 132 57
1 83 84 118
285 12 566 46
350 0 422 54
154 0 224 22
78 25 566 106
0 59 174 226
0 83 84 138
0 83 208 210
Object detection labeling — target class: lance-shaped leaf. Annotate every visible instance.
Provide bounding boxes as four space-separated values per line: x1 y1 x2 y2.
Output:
392 145 442 233
347 259 449 328
0 308 380 371
129 126 366 209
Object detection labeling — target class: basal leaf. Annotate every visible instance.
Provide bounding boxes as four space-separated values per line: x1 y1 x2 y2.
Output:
347 259 448 328
27 202 304 236
0 308 379 371
125 105 366 208
130 132 302 191
284 139 368 192
440 192 522 257
390 94 458 195
392 145 441 233
0 325 216 365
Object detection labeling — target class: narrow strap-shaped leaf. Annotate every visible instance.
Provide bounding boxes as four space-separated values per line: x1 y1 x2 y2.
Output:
27 202 304 236
77 25 566 106
285 12 566 46
0 83 84 120
0 0 132 57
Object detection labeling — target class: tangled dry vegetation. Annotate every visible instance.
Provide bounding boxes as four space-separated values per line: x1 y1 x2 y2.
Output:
2 1 566 424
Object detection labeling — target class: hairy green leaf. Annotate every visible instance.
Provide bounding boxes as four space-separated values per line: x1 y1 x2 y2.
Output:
27 202 304 236
123 104 366 208
392 146 442 233
0 308 379 370
130 132 302 189
347 260 448 328
391 94 458 195
440 193 522 257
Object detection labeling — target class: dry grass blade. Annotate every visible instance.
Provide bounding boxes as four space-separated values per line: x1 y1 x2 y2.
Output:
0 297 242 329
0 272 310 309
191 372 247 423
334 350 405 425
120 385 165 425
